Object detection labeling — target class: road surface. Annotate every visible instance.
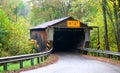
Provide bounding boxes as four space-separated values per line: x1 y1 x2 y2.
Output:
21 53 120 73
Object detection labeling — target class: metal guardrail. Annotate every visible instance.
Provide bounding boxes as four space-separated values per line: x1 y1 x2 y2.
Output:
0 48 53 71
80 48 120 57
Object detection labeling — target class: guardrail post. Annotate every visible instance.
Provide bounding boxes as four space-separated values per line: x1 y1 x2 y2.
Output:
37 57 40 64
44 56 47 60
41 57 44 62
97 53 100 56
3 63 7 71
20 60 23 68
31 58 34 66
118 56 120 60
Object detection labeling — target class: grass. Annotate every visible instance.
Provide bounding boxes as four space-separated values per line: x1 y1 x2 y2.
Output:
0 57 45 72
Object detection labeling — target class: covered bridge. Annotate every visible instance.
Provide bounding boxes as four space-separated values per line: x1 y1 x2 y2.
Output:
30 17 94 52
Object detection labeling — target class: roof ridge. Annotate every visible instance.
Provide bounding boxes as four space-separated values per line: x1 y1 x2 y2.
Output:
30 16 72 29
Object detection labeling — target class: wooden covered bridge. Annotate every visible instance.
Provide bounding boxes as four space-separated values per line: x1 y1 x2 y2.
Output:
30 16 95 52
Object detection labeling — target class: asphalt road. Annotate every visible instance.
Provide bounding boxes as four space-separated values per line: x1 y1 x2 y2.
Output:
21 53 120 73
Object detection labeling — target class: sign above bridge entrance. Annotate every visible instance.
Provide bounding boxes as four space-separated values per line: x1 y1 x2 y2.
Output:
67 20 80 28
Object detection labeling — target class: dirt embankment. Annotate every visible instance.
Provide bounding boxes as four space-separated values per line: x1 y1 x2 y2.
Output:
82 55 120 66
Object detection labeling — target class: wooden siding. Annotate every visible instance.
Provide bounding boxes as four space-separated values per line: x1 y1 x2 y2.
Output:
51 18 87 28
30 29 47 52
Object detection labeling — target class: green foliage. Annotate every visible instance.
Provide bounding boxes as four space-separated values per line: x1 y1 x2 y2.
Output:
0 9 9 47
3 23 31 55
0 0 26 22
88 0 118 52
29 0 71 25
70 0 89 19
0 8 32 56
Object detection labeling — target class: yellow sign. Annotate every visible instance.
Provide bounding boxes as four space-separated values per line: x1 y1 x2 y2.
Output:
67 20 80 28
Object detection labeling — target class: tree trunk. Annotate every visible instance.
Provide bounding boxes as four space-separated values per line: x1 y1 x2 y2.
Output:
113 0 120 52
66 0 71 16
117 0 120 52
102 0 110 51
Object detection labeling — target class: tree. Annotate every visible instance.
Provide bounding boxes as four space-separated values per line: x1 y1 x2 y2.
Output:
0 0 25 22
0 9 9 45
104 0 120 52
102 0 110 51
0 0 32 56
14 1 25 23
118 0 120 52
29 0 72 25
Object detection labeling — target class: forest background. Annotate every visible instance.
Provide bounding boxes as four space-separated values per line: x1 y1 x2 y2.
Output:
0 0 120 57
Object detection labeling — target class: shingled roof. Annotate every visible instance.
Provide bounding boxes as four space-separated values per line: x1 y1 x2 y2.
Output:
30 17 72 29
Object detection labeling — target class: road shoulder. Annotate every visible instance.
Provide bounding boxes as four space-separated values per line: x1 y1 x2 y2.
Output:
82 54 120 66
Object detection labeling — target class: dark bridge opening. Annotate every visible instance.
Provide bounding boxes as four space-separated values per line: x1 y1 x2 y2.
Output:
53 28 85 53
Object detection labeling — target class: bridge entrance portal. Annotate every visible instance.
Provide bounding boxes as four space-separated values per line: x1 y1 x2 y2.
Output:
53 28 85 52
